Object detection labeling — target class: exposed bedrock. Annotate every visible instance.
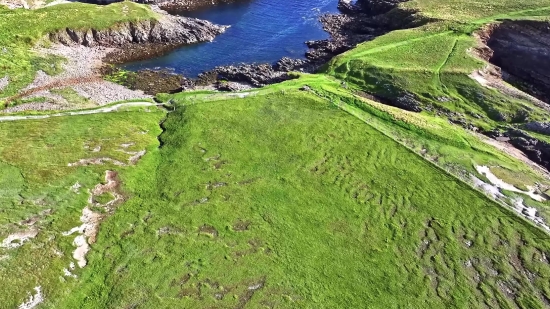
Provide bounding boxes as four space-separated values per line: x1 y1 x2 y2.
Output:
487 128 550 171
81 0 249 12
49 7 228 47
200 58 312 88
356 0 409 15
485 20 550 104
158 0 251 14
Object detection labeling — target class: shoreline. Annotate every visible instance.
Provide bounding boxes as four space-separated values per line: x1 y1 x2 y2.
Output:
105 0 412 94
2 4 228 110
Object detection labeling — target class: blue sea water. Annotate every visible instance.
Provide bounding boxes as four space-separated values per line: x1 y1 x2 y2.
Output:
122 0 339 77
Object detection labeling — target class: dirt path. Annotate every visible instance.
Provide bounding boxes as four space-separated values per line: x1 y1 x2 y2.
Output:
0 102 161 122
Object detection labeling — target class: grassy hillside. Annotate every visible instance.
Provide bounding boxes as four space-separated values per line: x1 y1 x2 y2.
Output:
0 106 164 308
326 0 550 130
2 0 550 308
403 0 550 21
1 78 546 308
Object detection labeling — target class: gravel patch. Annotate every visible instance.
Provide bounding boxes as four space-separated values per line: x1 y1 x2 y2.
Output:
72 81 150 105
13 44 151 111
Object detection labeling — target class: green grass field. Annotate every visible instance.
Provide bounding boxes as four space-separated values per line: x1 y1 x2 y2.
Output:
57 88 550 308
0 81 549 308
2 0 550 308
0 107 164 308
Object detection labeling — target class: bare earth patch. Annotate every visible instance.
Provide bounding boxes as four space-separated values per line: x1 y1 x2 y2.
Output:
68 157 126 167
0 76 8 92
0 228 39 249
63 170 124 268
18 286 43 309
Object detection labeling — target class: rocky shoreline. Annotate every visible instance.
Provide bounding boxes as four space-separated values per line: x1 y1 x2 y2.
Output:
111 0 428 95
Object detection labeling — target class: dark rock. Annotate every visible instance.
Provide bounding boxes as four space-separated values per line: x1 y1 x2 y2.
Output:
393 92 422 112
525 121 550 135
274 57 310 72
486 20 550 104
356 0 409 15
503 129 550 170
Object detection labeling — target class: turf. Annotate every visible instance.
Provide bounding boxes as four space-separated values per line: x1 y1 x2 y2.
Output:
0 108 164 308
0 87 535 308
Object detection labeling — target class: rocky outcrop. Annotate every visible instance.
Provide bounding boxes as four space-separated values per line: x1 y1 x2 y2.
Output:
507 129 550 170
485 20 550 104
158 0 249 14
308 0 430 64
193 57 311 89
49 7 228 47
525 121 550 135
486 128 550 170
356 0 409 15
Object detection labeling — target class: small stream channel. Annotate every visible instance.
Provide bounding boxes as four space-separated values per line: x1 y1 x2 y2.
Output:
122 0 339 77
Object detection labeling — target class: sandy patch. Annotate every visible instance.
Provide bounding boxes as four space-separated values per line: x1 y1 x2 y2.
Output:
0 229 38 249
18 286 43 309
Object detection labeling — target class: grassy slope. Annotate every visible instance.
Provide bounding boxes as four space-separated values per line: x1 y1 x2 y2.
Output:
0 107 164 308
0 2 157 99
0 76 549 308
36 86 549 309
326 0 550 130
